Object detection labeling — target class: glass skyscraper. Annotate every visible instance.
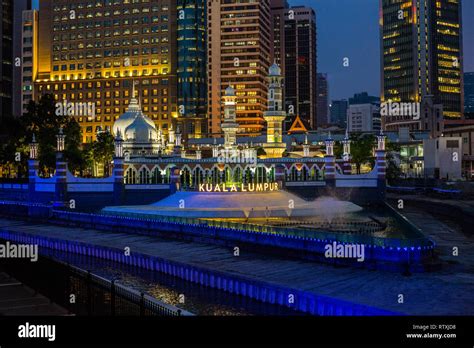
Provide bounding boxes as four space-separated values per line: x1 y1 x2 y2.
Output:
380 0 464 120
177 0 207 138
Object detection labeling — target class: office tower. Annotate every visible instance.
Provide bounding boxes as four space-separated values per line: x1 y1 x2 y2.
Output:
465 72 474 119
35 0 178 143
349 92 380 106
176 0 207 139
347 104 381 133
0 0 14 120
270 0 289 72
1 0 31 119
272 3 317 130
20 10 38 115
380 0 464 120
317 73 329 126
208 0 272 137
330 99 348 128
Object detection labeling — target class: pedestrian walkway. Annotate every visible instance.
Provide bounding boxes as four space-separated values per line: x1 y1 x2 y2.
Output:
0 271 68 316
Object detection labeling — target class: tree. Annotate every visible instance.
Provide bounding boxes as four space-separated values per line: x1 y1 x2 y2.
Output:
21 94 84 177
386 140 402 183
350 133 376 174
91 131 115 177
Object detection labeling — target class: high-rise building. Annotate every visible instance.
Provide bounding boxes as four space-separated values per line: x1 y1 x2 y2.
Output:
35 0 178 143
20 10 38 115
465 72 474 119
176 0 207 139
270 0 289 73
330 99 348 128
272 3 317 129
208 0 272 137
1 0 31 120
380 0 464 120
316 73 329 126
0 0 14 120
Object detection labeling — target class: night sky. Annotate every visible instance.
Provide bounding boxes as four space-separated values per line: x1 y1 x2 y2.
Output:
290 0 474 100
33 0 473 100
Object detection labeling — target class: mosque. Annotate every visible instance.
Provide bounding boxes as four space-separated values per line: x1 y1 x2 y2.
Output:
108 62 384 192
25 63 386 217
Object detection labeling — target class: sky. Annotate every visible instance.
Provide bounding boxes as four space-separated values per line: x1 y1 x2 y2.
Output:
33 0 473 101
289 0 474 100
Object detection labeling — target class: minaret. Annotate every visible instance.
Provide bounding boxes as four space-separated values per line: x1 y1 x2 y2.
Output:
221 85 239 150
263 62 286 158
342 129 352 175
324 131 336 186
376 129 387 193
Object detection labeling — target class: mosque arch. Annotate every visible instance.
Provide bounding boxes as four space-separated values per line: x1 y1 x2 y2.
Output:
125 167 138 184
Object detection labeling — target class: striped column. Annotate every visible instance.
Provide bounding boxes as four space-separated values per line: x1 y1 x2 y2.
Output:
325 156 336 186
54 152 68 208
342 157 352 175
113 157 125 205
28 159 39 202
376 150 386 190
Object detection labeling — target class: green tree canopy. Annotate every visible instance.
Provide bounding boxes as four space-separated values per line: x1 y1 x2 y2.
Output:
350 133 376 174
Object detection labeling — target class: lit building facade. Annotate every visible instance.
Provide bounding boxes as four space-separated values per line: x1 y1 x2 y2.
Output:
34 0 178 143
176 0 207 139
271 3 318 130
208 0 272 137
380 0 464 120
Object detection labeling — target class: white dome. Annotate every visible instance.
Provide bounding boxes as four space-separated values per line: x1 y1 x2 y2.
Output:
113 97 141 136
125 113 157 143
225 85 235 96
269 62 281 76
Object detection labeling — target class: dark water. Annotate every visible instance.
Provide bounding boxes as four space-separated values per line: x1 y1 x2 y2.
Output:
37 247 305 316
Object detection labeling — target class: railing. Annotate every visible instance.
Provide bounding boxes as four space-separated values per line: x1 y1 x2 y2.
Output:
65 263 190 316
0 249 191 316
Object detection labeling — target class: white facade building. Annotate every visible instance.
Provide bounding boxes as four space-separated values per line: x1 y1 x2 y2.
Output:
347 104 381 132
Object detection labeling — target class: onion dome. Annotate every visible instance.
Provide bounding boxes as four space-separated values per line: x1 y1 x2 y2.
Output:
125 112 158 143
113 95 141 136
225 85 235 96
269 62 281 76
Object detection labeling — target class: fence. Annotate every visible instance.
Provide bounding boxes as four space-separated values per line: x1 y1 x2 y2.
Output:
0 252 190 316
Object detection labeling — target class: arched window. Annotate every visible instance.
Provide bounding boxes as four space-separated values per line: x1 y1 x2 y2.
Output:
290 167 298 182
233 167 242 184
139 167 150 184
125 167 137 184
